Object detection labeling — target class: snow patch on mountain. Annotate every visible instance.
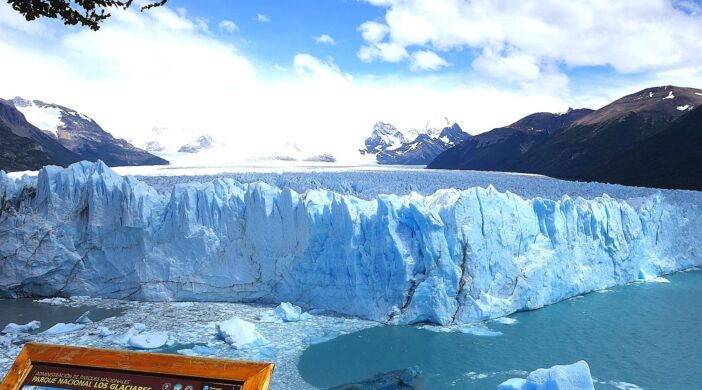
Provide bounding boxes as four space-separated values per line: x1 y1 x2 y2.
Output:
11 98 65 136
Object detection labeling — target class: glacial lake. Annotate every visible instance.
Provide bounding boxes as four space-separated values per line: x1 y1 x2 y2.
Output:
0 298 124 333
298 269 702 389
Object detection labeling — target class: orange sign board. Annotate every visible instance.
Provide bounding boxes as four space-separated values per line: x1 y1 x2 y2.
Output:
0 343 274 390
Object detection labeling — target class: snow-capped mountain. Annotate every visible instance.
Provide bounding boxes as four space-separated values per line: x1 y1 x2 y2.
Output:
361 119 471 164
178 135 216 153
235 141 337 163
303 153 337 162
0 98 79 170
135 127 219 155
359 122 408 155
9 97 167 167
0 161 700 325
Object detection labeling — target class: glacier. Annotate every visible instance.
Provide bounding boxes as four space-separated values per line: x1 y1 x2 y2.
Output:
1 160 701 325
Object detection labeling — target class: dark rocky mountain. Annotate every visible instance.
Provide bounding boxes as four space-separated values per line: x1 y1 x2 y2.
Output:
510 108 595 133
428 86 702 190
362 122 471 165
572 86 701 127
429 108 592 171
590 105 702 190
0 120 55 171
0 98 81 169
11 97 167 167
516 86 702 181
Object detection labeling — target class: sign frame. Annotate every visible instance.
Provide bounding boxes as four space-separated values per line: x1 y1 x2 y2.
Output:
0 343 274 390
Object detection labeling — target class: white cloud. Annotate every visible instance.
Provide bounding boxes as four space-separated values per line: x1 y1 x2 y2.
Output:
471 47 541 81
2 2 701 164
0 3 52 36
255 13 270 23
410 50 450 71
357 21 388 43
359 0 702 78
314 34 335 45
218 20 238 33
357 42 408 63
293 54 349 81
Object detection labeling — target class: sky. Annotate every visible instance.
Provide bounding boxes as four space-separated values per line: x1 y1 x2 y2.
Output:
1 0 702 161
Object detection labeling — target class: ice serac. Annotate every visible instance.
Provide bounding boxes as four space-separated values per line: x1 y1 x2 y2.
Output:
0 161 701 325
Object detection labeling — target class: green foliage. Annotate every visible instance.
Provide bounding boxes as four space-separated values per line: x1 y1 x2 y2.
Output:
7 0 168 31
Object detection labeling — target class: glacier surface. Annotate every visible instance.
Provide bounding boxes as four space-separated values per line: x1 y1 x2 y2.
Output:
1 161 701 325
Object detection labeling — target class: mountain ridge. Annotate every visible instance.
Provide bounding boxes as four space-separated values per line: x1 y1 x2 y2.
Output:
428 85 702 190
11 97 168 167
361 120 471 164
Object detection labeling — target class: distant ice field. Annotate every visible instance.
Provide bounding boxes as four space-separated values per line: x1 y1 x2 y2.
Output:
9 161 700 205
116 164 702 205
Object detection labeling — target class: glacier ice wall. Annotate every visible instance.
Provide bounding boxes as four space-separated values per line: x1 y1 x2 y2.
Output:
1 161 700 325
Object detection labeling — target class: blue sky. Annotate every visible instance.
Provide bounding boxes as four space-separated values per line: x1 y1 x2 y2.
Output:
169 0 389 74
159 0 702 83
1 0 702 161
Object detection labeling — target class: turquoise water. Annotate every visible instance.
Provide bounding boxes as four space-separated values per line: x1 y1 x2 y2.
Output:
0 298 123 333
298 269 702 389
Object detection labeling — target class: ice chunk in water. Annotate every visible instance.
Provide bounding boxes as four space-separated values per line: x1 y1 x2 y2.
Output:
75 311 93 324
128 332 169 349
215 316 267 349
2 321 41 334
42 323 85 335
498 360 595 390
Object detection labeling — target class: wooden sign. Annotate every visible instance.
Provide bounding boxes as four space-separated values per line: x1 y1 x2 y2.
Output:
0 343 274 390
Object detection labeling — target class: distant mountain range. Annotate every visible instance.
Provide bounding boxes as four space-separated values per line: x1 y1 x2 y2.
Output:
0 97 167 171
429 86 702 190
135 127 219 154
360 119 471 164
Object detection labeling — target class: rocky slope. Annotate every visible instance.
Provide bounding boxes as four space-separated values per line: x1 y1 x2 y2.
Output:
429 108 592 172
0 98 81 169
0 120 55 171
429 86 702 190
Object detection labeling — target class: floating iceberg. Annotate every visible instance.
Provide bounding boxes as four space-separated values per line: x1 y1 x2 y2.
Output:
1 161 701 325
128 331 169 349
216 316 267 349
2 321 41 334
259 302 303 322
274 302 303 322
42 323 85 335
498 360 595 390
34 298 69 306
115 323 146 344
75 311 93 324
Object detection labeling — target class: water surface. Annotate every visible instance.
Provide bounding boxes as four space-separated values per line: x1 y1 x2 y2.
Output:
0 298 124 333
299 270 702 389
